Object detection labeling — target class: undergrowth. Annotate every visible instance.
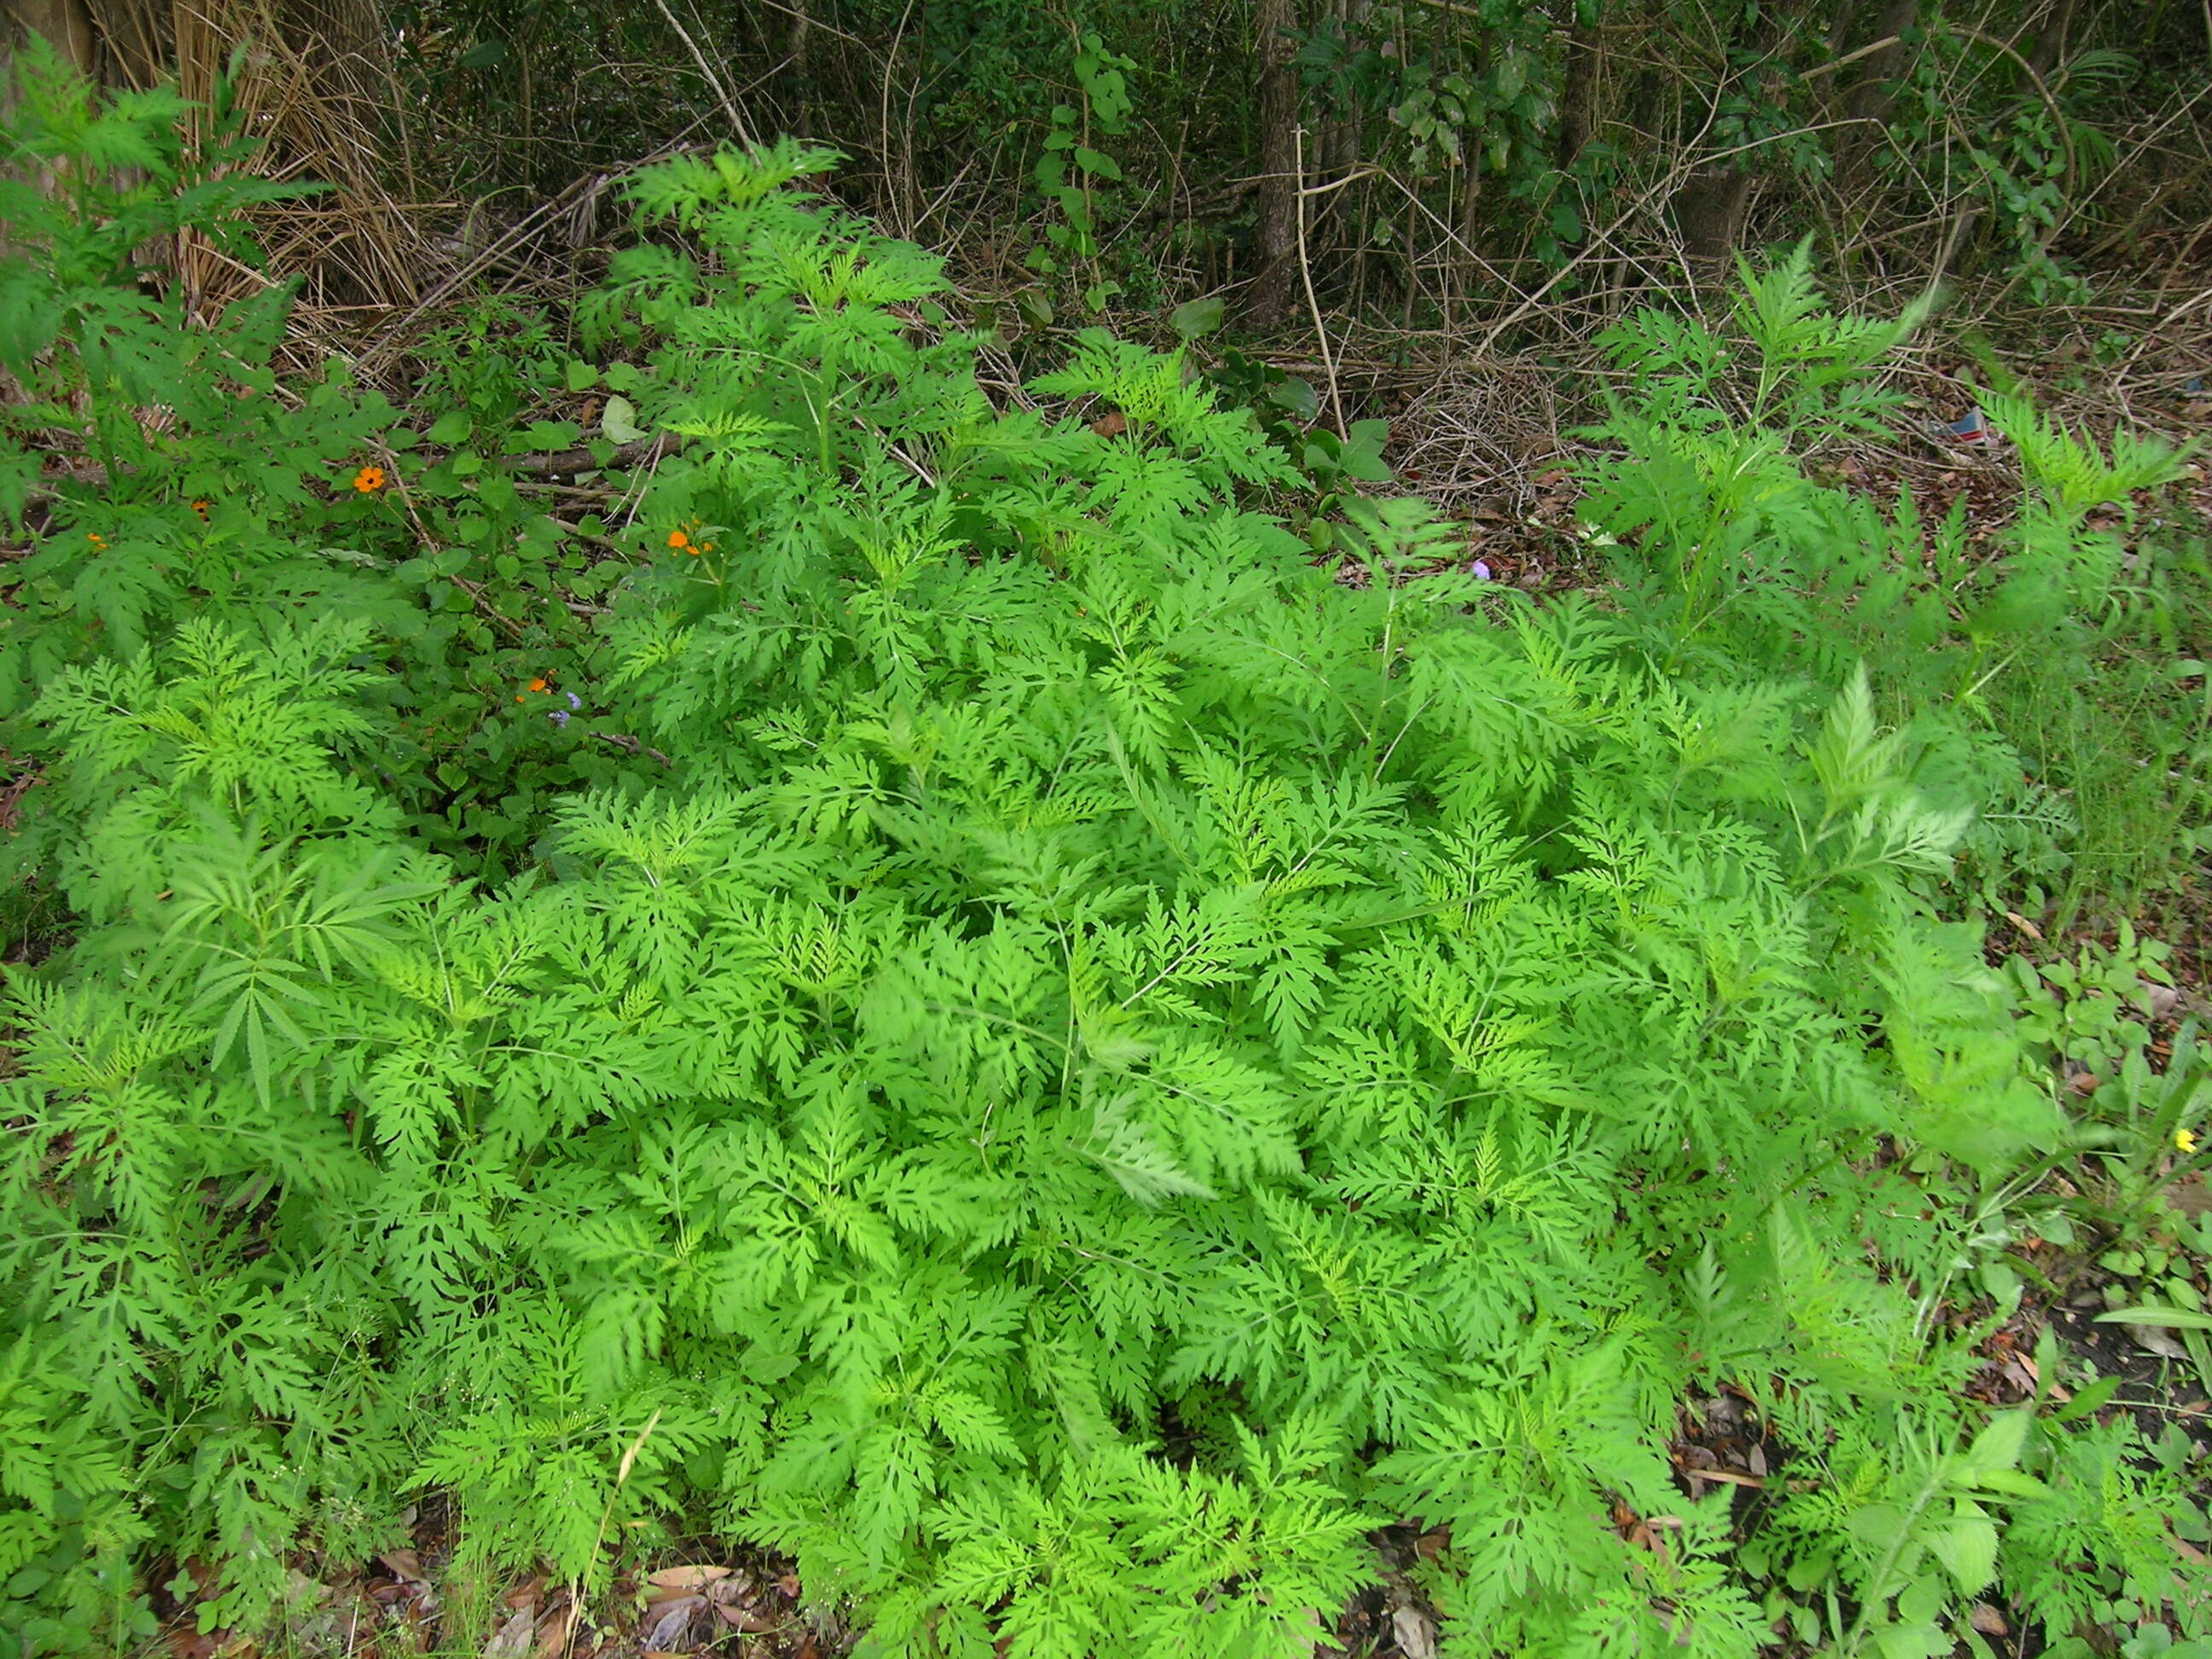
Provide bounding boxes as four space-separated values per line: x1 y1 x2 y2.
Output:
1 47 2208 1659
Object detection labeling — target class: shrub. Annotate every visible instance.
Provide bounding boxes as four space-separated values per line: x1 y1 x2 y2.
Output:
1 102 2203 1659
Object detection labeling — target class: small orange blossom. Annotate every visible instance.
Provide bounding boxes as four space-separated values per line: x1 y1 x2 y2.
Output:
352 465 387 493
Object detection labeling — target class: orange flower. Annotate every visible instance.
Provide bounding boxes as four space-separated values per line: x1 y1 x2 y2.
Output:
667 528 690 550
528 677 550 694
698 540 714 554
352 465 386 493
190 499 210 521
86 532 106 550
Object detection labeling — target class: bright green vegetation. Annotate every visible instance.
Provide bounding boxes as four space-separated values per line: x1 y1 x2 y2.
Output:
2 49 2209 1659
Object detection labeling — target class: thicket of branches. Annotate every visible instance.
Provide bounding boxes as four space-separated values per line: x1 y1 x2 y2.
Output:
9 0 2209 334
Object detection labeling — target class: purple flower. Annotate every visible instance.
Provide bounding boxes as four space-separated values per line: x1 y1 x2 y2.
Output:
565 691 582 711
549 709 570 727
1471 559 1493 581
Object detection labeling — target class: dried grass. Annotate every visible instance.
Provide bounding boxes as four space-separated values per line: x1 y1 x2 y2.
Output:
1388 358 1575 515
84 0 450 341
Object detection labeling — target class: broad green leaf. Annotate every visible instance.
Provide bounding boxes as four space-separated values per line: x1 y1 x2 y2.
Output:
601 394 646 444
2098 1304 2212 1331
1170 297 1225 341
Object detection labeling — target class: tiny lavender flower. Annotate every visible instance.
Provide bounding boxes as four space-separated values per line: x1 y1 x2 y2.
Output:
1471 559 1493 581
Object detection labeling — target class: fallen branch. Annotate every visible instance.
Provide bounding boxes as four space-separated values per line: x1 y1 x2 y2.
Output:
591 731 674 768
507 432 682 477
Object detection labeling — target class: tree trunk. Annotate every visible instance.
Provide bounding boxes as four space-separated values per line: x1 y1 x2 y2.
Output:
1833 0 1923 195
1556 18 1601 169
1674 166 1755 262
84 0 160 86
1248 0 1302 323
1314 0 1368 269
1668 0 1796 269
2025 0 2080 79
789 0 812 137
3 0 99 74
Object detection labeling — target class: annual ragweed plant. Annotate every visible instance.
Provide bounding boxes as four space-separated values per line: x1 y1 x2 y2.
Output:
2 121 2205 1659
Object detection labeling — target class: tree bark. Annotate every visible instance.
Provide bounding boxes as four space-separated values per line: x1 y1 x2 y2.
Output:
2024 0 2080 79
3 0 99 75
789 0 812 137
1248 0 1302 323
84 0 161 86
1674 167 1755 262
1556 18 1601 169
1833 0 1923 195
1668 0 1797 269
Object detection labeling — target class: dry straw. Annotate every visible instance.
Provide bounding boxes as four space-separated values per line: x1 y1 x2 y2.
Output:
75 0 450 349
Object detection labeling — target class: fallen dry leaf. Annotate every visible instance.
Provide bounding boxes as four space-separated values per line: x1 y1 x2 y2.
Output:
646 1564 731 1592
642 1595 704 1650
714 1604 781 1633
1390 1601 1438 1659
2127 1324 2191 1361
482 1607 535 1659
535 1603 576 1659
1968 1602 2009 1635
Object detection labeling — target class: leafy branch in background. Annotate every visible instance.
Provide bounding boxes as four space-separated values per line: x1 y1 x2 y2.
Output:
1027 31 1137 316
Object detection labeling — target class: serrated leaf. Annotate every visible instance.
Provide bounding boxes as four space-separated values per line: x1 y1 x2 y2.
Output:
1927 1507 1997 1592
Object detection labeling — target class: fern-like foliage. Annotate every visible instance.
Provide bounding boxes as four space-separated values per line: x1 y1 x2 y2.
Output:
0 142 2184 1659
